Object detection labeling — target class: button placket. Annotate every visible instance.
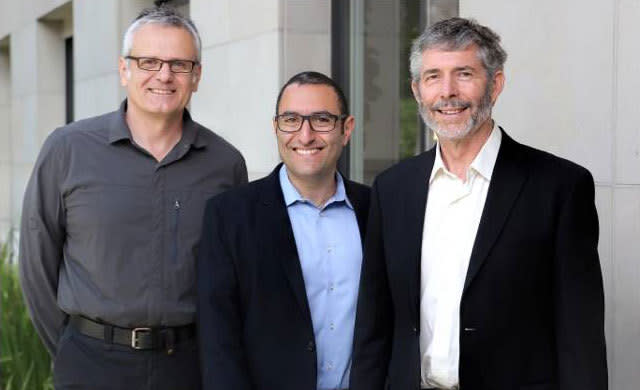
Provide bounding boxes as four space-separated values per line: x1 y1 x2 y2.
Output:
151 167 165 318
172 198 181 262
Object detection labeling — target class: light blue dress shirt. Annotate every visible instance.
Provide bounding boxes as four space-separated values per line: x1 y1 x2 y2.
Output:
279 165 363 390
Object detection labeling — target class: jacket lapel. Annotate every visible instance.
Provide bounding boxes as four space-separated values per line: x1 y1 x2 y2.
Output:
404 151 436 319
258 165 313 321
463 131 528 294
344 179 368 243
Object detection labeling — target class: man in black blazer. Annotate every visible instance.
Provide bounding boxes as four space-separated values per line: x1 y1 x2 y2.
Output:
197 71 370 390
351 18 607 390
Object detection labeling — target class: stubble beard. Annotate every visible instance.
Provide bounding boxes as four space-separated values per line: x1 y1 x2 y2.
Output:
419 83 494 141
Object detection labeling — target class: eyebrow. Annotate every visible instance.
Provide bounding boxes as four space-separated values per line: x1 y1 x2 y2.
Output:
129 55 196 62
422 65 477 75
279 110 336 116
279 111 300 116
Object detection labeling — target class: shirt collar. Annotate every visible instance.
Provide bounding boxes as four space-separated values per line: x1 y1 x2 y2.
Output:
430 143 448 184
470 122 501 180
429 122 502 183
108 99 207 149
279 164 353 209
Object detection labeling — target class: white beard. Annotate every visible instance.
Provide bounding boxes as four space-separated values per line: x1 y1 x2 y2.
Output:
419 86 493 141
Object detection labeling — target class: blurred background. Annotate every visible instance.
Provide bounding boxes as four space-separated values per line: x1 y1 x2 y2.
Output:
0 0 638 388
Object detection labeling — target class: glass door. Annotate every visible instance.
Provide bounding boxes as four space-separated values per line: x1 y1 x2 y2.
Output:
344 0 458 184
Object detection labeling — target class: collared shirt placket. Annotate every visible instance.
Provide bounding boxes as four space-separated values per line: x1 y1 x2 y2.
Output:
153 142 192 323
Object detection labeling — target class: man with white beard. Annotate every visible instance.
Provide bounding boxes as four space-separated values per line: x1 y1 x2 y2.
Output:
350 17 607 390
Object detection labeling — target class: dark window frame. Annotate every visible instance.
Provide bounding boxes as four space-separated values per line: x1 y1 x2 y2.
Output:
331 1 459 181
65 36 73 124
332 0 351 177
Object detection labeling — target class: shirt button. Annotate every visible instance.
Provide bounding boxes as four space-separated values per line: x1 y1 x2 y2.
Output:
328 283 335 292
330 322 335 330
306 341 315 352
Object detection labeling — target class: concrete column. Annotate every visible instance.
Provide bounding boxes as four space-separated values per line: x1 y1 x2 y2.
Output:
611 0 640 386
10 21 64 231
0 44 12 240
189 0 282 180
282 1 331 79
73 0 153 120
190 0 331 180
10 4 76 230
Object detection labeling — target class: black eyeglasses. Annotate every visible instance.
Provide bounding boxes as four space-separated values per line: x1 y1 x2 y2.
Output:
126 56 199 73
275 112 347 133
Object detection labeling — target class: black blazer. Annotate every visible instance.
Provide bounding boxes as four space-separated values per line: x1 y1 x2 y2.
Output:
350 130 607 390
197 164 370 390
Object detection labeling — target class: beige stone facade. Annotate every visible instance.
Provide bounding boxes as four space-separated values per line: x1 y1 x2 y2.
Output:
0 0 638 387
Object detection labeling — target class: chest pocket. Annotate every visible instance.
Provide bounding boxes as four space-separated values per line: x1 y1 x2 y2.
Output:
166 190 216 262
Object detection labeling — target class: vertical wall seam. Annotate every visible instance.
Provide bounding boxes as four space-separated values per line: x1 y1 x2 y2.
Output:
608 0 619 386
3 42 15 254
279 0 285 88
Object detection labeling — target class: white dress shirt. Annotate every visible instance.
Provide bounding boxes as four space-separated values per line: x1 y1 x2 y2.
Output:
420 125 502 389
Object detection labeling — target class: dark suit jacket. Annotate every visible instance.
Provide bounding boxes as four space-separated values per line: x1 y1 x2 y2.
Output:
350 130 607 390
197 164 370 390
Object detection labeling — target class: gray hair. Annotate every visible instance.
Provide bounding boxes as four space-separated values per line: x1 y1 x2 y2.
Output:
409 17 506 82
121 6 202 62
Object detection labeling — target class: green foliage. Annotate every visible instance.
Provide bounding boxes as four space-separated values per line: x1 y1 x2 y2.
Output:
399 97 419 159
1 241 53 390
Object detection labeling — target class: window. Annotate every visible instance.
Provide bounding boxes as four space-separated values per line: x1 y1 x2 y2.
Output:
65 37 73 124
333 0 458 183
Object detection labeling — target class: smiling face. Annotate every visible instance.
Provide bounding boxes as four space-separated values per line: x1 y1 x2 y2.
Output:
411 44 504 141
274 83 354 185
119 23 201 120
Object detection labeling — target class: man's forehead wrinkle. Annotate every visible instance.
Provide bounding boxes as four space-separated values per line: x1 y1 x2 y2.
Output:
279 110 338 118
130 25 197 57
128 54 196 62
421 46 484 76
429 41 477 53
422 43 480 59
281 110 335 115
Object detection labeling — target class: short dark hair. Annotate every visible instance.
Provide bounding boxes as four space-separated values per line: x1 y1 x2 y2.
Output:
275 71 349 115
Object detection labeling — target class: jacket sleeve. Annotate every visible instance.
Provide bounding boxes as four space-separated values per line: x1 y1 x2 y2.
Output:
554 169 608 389
18 133 68 356
197 199 252 390
350 179 393 390
234 155 248 186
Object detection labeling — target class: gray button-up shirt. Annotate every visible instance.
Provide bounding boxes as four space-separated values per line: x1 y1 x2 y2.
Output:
19 101 248 355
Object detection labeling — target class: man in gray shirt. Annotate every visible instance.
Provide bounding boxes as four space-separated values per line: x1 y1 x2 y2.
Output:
19 7 246 390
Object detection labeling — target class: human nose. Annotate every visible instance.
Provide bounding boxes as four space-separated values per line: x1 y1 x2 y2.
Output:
297 117 316 144
155 61 174 82
440 74 458 98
